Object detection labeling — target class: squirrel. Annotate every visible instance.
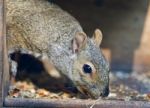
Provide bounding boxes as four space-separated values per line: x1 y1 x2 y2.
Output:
6 0 110 99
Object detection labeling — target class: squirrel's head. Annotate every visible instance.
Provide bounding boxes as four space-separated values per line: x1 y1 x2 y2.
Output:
48 29 110 99
71 29 110 99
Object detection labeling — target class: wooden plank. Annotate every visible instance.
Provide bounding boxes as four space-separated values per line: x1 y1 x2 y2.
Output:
134 1 150 72
4 98 150 108
1 0 10 107
0 0 4 107
2 0 10 104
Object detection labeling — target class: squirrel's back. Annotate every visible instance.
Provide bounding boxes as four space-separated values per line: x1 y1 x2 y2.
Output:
6 0 83 52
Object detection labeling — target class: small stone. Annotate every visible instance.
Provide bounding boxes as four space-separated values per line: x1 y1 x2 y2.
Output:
108 93 117 97
19 90 35 98
61 93 71 99
147 93 150 98
49 93 59 99
36 89 49 97
29 89 36 94
124 96 132 101
146 93 150 100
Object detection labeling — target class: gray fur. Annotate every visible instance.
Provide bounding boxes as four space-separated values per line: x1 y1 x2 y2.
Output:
6 0 110 99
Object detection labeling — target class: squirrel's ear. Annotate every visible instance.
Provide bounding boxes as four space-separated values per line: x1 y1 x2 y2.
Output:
93 29 103 46
72 32 87 53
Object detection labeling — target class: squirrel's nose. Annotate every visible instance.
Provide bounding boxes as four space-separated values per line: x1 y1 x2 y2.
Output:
101 86 109 97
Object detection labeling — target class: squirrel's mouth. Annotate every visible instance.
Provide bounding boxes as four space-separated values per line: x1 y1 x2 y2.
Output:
78 85 96 99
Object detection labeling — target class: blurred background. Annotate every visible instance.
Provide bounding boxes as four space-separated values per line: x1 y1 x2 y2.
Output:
51 0 150 98
53 0 150 74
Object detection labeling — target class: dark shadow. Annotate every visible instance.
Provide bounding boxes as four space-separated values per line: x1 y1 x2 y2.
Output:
9 52 78 93
53 0 149 73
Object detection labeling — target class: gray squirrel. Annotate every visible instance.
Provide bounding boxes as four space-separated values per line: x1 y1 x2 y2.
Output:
6 0 110 99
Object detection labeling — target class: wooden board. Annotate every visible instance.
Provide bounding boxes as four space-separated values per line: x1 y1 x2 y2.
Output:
0 0 10 107
4 98 150 108
0 0 4 107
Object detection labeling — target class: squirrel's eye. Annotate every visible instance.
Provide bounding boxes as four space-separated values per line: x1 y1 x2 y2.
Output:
83 64 92 74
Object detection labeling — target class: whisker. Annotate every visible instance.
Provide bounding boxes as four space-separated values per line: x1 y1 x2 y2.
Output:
89 97 102 108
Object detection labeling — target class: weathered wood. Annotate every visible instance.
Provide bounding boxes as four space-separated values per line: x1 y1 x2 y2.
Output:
4 98 150 108
1 0 10 107
0 0 4 107
2 0 10 101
